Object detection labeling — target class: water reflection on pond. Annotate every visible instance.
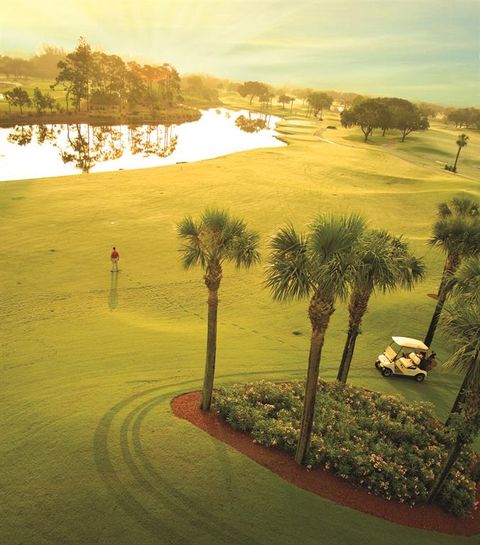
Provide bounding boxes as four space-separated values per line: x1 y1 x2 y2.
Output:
0 108 284 181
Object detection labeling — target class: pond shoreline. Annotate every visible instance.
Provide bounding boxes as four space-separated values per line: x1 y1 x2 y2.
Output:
0 107 285 182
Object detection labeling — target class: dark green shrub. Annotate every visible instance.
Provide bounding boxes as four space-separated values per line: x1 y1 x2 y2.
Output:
213 381 477 516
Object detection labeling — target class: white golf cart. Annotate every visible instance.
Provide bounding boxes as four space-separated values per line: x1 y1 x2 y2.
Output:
375 336 437 382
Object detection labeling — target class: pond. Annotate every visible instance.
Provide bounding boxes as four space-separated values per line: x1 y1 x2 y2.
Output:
0 108 285 182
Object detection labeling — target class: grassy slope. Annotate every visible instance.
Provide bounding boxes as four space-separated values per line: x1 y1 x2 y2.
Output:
1 95 479 545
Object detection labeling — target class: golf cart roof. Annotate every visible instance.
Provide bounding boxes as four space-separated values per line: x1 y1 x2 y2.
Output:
392 337 429 351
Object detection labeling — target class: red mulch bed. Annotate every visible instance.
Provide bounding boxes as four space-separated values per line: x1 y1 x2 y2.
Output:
171 391 480 537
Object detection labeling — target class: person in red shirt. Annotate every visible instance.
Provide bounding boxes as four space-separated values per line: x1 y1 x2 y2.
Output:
110 247 120 272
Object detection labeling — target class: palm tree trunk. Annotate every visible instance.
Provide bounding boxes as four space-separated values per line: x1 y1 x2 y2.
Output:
453 146 462 171
445 349 480 426
295 296 335 464
427 437 464 504
201 262 222 411
201 287 219 411
337 328 358 383
424 253 460 347
445 365 474 426
337 289 370 383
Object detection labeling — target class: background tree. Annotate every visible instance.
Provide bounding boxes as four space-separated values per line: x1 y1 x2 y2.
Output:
29 45 65 78
306 92 332 118
53 36 94 111
181 74 219 103
424 197 480 347
340 108 357 128
237 81 269 105
32 87 56 113
4 87 31 114
391 103 429 142
90 52 127 110
178 209 260 411
347 98 383 142
278 94 291 109
259 92 274 109
266 214 366 464
452 134 469 173
377 98 393 136
447 108 480 129
337 231 425 383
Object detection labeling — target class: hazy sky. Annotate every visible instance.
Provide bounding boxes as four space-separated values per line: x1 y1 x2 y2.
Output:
1 0 479 106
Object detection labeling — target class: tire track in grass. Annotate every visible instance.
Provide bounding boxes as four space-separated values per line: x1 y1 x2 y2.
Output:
124 393 262 545
94 371 295 544
93 383 191 545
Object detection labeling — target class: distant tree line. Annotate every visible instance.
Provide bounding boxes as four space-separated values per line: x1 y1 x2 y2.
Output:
181 74 221 104
51 37 182 113
0 45 65 79
446 108 480 130
341 97 429 142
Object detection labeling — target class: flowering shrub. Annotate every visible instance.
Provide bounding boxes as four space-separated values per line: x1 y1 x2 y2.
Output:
213 380 477 517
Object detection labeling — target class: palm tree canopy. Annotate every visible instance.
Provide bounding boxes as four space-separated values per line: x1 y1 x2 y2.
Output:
266 214 366 302
177 208 260 270
437 197 479 220
441 297 480 387
351 230 425 294
429 216 480 257
456 134 469 148
452 257 480 301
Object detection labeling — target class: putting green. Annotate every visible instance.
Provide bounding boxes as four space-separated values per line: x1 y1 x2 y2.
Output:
1 102 479 545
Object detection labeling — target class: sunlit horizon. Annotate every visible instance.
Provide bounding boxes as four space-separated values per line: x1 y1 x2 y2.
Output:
1 0 479 107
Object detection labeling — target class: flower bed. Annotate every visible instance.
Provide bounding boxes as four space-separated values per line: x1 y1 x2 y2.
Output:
213 381 477 517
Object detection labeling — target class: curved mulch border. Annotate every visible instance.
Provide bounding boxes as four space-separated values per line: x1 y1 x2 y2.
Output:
171 391 480 537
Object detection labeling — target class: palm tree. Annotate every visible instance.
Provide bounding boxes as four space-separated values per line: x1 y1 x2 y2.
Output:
445 257 480 425
427 296 480 504
424 197 480 347
337 231 425 383
266 214 366 464
178 209 260 411
453 133 469 172
450 256 480 302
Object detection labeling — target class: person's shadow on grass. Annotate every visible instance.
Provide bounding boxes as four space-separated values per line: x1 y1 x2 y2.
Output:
108 271 119 310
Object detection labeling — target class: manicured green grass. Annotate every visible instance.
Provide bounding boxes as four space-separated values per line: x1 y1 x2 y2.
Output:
1 97 479 545
336 120 480 180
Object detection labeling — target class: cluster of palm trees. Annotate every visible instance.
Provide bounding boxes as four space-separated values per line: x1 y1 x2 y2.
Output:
177 197 479 503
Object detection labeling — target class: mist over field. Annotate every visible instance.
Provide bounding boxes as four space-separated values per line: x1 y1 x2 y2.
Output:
1 0 479 106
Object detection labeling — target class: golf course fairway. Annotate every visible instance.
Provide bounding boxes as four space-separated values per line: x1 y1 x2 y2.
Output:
1 107 479 545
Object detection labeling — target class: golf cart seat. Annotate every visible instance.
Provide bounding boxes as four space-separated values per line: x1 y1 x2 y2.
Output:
409 352 421 365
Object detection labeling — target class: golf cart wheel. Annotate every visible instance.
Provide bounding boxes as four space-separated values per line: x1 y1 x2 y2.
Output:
415 374 425 382
382 368 393 377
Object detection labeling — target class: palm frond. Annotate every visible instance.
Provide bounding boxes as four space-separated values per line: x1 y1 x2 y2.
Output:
441 299 480 386
450 196 478 217
179 244 206 269
265 225 312 301
231 230 261 269
309 213 366 262
177 216 207 270
437 202 452 218
177 215 200 239
452 257 480 301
